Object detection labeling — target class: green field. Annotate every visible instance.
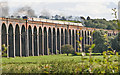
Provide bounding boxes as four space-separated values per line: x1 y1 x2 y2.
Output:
2 54 119 74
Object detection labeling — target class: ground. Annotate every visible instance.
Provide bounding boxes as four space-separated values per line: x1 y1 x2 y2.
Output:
2 54 119 74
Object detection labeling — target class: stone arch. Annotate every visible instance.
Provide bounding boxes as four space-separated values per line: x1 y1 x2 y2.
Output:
21 25 26 56
15 24 20 56
28 26 32 56
8 24 14 57
48 27 52 54
72 30 75 48
69 29 71 45
53 28 56 54
39 27 42 55
33 26 37 56
1 23 7 57
57 28 60 53
44 27 47 55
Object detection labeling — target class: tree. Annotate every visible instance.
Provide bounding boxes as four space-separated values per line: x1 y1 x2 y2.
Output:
93 30 108 53
111 32 120 52
61 44 74 56
61 16 66 20
80 16 85 20
87 16 91 20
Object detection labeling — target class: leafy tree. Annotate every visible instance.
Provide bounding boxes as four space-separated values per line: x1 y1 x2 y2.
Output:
93 30 108 53
87 16 91 20
61 44 74 56
106 24 116 30
84 19 117 30
61 16 66 20
80 16 85 20
111 32 120 52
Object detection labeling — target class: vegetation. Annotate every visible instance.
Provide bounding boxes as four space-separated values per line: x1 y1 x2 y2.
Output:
2 54 118 74
61 44 74 56
111 32 120 52
1 8 120 74
92 30 108 53
84 19 117 30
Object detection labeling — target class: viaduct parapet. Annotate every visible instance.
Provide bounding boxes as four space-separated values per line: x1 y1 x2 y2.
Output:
0 18 118 57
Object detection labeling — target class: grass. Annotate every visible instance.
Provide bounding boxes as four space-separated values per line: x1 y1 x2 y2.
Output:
2 54 119 74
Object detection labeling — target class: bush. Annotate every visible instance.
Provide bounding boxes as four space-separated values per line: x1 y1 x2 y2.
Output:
85 44 91 53
73 52 102 56
61 44 74 56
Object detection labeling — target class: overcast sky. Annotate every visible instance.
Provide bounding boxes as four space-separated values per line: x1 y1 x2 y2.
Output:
0 0 119 20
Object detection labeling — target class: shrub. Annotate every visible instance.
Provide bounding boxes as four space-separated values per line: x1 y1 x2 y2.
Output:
61 44 74 56
73 52 102 56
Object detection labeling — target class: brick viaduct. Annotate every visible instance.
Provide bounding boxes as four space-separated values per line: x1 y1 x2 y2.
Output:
0 18 118 57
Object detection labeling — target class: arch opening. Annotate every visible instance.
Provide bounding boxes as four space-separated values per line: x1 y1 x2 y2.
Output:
61 29 64 46
69 29 71 45
1 23 7 57
53 28 56 54
44 27 47 55
57 28 60 54
15 24 20 56
82 30 84 52
76 31 78 52
28 26 32 56
48 28 52 54
21 25 26 56
39 27 42 55
34 26 37 56
8 24 14 57
65 29 68 44
72 30 75 48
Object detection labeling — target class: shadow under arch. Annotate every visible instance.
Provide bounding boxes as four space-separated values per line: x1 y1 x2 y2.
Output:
48 27 52 54
44 27 47 55
8 24 14 57
82 30 84 52
1 23 7 57
61 28 64 47
53 28 56 54
76 30 78 52
39 27 42 55
33 26 37 56
15 24 20 56
57 28 60 54
65 29 68 44
28 26 32 56
69 29 71 45
21 25 26 56
72 30 75 48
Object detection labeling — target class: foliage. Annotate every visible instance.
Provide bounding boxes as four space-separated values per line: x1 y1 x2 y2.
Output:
2 55 118 74
76 29 119 74
87 16 91 20
111 32 120 52
92 30 109 53
1 44 7 57
84 44 91 53
84 19 117 30
73 52 102 56
61 44 74 56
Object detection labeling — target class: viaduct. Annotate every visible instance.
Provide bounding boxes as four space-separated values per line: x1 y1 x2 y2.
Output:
0 17 118 57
